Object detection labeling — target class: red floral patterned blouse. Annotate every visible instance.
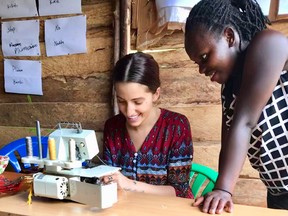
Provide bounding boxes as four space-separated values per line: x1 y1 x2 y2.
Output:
103 108 194 198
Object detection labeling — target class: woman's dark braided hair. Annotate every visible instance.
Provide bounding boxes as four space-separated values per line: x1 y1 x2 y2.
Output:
185 0 270 48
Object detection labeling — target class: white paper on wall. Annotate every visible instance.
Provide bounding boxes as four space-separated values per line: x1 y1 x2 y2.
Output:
39 0 82 16
44 15 87 57
0 0 38 19
1 20 40 57
4 59 43 95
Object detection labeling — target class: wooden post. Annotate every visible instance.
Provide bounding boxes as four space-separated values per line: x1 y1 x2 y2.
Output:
120 0 131 58
113 0 120 115
113 0 131 115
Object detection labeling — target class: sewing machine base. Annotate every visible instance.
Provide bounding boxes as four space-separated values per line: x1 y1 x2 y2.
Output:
33 172 118 209
21 124 119 209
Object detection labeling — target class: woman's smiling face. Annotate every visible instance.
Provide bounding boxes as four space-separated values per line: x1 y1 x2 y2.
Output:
115 82 160 128
185 25 240 84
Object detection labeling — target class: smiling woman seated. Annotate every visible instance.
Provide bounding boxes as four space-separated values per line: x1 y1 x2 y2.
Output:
101 52 194 199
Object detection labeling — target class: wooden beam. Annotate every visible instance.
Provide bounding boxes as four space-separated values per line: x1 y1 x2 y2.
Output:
268 0 279 22
120 0 131 57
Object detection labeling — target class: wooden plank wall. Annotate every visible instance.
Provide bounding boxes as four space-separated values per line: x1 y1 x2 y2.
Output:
0 0 114 154
131 1 288 207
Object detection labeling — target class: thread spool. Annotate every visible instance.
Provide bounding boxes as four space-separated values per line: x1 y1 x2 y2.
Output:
69 139 76 162
48 138 57 160
25 136 33 157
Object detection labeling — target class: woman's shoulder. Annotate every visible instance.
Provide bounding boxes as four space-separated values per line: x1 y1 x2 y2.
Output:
255 28 286 39
248 29 288 53
160 108 190 125
246 29 288 68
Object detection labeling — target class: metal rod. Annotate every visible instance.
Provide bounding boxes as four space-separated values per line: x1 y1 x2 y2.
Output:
36 120 42 159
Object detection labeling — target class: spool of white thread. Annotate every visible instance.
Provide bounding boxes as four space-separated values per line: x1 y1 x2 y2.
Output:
69 138 76 162
25 136 33 157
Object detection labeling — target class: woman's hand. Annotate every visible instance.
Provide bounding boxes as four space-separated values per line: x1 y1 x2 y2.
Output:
102 171 132 190
193 190 234 214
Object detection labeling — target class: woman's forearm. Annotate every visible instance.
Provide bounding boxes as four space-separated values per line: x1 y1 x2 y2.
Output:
121 179 176 196
216 123 251 193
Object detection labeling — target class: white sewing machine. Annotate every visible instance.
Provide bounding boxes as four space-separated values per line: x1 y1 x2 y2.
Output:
21 122 120 209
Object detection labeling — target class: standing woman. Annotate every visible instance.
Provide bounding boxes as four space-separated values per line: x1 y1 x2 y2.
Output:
102 52 193 198
185 0 288 213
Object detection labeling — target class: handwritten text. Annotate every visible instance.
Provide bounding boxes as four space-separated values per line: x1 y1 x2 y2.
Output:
50 0 60 5
13 79 24 85
12 65 23 72
54 40 64 46
9 42 21 47
55 25 61 31
7 3 18 9
7 26 16 33
14 44 38 54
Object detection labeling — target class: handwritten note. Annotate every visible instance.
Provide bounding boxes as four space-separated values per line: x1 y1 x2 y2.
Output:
1 20 40 57
39 0 82 16
0 0 38 19
45 15 87 57
4 59 43 95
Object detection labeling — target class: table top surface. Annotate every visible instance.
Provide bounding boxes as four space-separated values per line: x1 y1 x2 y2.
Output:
0 172 287 216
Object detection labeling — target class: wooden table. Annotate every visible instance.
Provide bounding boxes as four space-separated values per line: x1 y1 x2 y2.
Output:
0 172 287 216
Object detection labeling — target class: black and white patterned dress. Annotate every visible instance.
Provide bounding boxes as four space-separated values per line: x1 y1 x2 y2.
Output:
222 70 288 195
